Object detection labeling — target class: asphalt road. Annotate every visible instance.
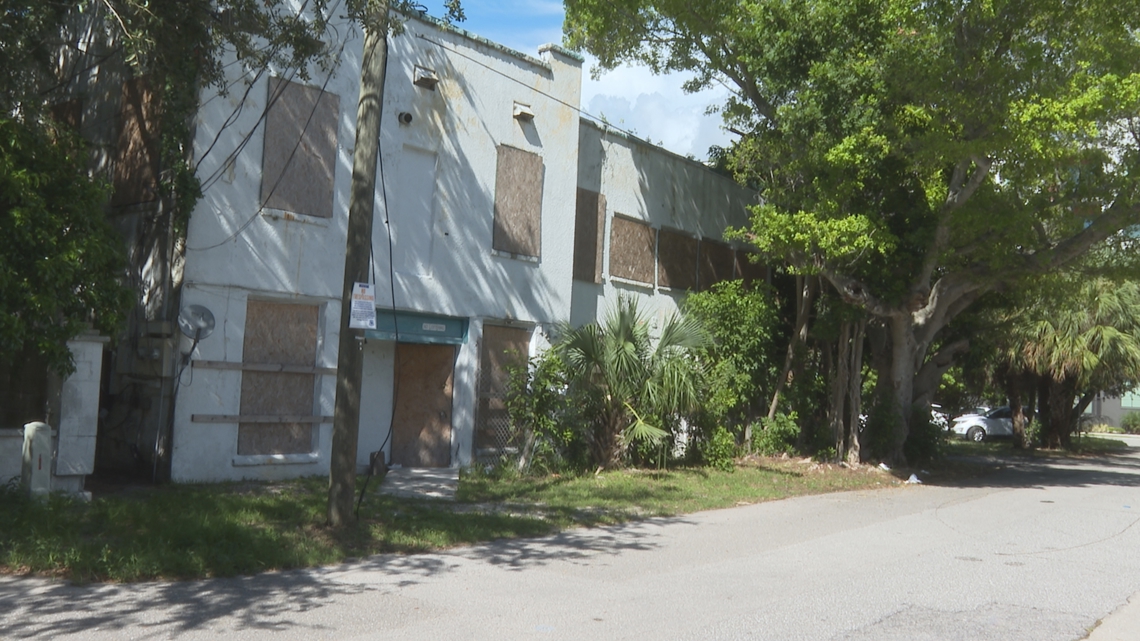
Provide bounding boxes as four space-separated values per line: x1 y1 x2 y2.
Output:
3 447 1140 641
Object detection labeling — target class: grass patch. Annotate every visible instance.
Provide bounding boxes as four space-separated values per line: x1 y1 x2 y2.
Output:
460 459 897 519
1 460 898 583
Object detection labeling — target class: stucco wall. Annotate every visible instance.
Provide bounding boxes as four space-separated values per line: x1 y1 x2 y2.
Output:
172 14 582 481
571 120 759 330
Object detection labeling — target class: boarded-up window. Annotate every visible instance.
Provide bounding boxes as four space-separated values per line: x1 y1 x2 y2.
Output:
698 240 736 290
657 229 698 290
238 301 318 455
50 99 81 131
261 77 339 218
609 216 656 284
112 78 160 207
736 249 768 285
573 188 605 283
474 325 531 460
492 145 544 257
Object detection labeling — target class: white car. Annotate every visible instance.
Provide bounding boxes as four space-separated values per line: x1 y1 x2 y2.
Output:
951 406 1013 442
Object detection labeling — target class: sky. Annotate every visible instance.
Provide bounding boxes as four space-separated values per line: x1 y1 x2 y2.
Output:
416 0 733 161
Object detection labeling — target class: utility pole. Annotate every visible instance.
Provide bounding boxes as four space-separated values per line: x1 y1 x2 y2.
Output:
328 1 389 527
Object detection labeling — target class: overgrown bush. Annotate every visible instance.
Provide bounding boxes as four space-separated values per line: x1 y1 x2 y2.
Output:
505 350 588 474
1121 411 1140 434
751 412 799 457
700 425 738 471
904 407 944 465
685 281 780 432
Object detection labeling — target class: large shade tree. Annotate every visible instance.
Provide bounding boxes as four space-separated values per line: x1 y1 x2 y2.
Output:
565 0 1140 462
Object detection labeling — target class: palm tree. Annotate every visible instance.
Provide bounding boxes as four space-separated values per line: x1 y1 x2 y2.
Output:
555 297 709 469
1006 278 1140 448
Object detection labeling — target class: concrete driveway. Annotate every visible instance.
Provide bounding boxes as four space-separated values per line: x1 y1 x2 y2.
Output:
3 448 1140 640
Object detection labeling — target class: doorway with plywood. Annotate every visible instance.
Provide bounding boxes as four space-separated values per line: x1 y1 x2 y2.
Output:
390 342 455 468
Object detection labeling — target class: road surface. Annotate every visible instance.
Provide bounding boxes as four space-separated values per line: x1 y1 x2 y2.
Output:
3 447 1140 640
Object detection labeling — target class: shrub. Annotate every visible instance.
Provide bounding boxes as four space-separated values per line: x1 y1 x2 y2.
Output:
904 407 944 465
1121 411 1140 434
700 425 738 472
752 412 799 457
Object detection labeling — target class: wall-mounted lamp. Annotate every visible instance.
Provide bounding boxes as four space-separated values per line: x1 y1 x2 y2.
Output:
513 102 535 121
413 65 439 90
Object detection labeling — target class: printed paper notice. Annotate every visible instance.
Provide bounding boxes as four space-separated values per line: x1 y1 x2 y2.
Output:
349 282 376 330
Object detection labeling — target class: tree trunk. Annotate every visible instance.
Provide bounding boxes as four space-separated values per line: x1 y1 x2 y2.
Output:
1011 374 1028 449
886 314 918 464
829 323 851 460
767 276 816 420
1043 375 1077 449
845 319 866 465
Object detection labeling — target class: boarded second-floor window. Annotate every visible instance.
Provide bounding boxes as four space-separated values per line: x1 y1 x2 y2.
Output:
261 77 339 218
573 188 605 283
657 229 698 290
698 240 736 290
112 78 160 207
610 216 656 284
736 249 768 285
492 145 544 257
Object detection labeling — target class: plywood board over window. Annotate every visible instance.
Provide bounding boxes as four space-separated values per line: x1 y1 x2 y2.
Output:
475 325 531 459
238 301 319 456
698 240 737 290
492 145 544 257
609 216 656 284
261 77 340 218
573 188 605 283
112 77 161 207
657 229 699 290
736 249 769 285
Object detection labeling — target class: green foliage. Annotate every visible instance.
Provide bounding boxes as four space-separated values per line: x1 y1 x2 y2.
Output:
751 412 799 457
903 407 944 465
699 425 738 472
862 398 901 462
505 350 589 474
1120 412 1140 435
567 0 1140 460
684 280 781 428
0 120 131 373
554 297 710 469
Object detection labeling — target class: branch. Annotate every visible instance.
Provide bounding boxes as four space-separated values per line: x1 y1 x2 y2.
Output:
918 156 993 289
914 338 970 407
819 268 898 318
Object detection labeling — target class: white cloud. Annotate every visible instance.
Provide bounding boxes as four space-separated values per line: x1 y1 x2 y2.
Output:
581 60 733 160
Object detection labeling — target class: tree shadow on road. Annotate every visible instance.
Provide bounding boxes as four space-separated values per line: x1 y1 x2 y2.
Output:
921 445 1140 491
0 514 687 638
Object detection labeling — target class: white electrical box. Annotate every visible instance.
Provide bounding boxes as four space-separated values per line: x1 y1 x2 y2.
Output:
21 422 51 497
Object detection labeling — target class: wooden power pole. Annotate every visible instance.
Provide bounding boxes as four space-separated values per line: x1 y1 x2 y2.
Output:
328 2 390 527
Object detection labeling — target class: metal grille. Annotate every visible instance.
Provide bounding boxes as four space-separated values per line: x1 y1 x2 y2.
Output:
474 325 531 462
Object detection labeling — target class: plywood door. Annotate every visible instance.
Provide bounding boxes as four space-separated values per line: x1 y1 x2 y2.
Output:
391 343 455 468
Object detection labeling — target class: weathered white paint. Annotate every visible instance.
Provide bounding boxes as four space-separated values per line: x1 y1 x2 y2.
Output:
571 120 759 330
169 12 755 482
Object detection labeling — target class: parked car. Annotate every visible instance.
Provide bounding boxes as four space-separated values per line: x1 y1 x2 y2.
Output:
951 406 1013 442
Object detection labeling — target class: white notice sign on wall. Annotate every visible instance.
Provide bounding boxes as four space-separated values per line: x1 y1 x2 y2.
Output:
349 282 376 330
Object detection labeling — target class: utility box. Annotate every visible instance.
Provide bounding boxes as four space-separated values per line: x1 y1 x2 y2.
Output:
21 421 51 497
